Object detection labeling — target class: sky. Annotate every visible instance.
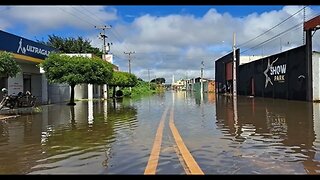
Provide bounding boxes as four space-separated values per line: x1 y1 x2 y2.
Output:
1 5 320 83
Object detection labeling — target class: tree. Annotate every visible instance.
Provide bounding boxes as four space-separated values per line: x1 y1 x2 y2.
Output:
150 77 165 84
37 35 103 58
40 53 113 105
108 71 138 98
0 51 21 78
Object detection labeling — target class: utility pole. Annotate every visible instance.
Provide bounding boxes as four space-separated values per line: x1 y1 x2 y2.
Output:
148 69 150 90
95 25 111 99
124 51 135 74
233 32 237 98
233 32 238 133
303 6 306 44
200 61 204 93
95 25 112 59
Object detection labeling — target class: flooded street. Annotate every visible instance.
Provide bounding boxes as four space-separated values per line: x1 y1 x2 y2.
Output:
0 91 320 174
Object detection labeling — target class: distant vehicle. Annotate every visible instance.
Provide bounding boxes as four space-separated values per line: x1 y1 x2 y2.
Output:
0 88 36 110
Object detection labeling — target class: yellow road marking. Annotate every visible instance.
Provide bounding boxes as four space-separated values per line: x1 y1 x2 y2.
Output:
169 134 191 174
144 107 169 175
169 107 204 175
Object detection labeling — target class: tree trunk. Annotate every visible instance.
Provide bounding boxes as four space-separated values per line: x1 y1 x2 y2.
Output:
70 106 76 129
113 86 116 98
68 84 76 106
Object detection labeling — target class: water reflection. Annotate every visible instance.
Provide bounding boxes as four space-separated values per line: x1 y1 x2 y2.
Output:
88 100 94 125
1 92 320 174
176 91 216 105
216 95 320 174
0 100 138 174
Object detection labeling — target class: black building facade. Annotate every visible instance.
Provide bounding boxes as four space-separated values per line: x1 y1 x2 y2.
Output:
215 45 308 101
215 49 240 94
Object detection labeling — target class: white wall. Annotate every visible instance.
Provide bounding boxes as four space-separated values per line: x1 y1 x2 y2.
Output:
75 84 88 99
313 103 320 144
8 61 42 97
312 52 320 101
64 53 93 58
8 73 23 95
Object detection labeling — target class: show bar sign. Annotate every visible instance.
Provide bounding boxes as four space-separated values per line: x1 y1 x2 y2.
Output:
0 30 56 60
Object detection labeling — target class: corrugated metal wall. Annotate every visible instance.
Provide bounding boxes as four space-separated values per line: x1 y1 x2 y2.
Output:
238 45 307 101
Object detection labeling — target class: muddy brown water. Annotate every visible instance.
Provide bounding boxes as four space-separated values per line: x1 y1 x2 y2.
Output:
0 91 319 174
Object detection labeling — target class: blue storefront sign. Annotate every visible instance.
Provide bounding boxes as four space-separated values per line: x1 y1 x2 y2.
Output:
0 30 56 60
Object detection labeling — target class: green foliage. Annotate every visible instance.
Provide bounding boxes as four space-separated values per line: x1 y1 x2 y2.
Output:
150 77 165 84
0 51 21 77
122 80 160 97
109 71 138 87
37 35 103 58
40 53 113 86
40 53 114 105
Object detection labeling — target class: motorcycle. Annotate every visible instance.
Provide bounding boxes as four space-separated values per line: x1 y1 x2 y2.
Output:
0 88 36 110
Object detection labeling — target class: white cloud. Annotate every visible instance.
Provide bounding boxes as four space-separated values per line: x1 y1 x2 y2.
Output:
2 5 319 83
0 6 118 33
107 5 319 82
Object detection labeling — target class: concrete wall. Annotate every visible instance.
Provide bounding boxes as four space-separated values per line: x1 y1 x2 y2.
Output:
41 73 48 104
75 84 103 100
48 83 70 104
75 84 88 99
8 73 23 95
8 62 42 100
312 52 320 101
93 85 103 98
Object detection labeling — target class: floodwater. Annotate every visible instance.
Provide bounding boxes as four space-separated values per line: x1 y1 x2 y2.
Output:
0 91 319 174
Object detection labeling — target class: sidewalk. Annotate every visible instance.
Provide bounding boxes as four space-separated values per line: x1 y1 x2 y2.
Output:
0 107 35 120
0 114 20 120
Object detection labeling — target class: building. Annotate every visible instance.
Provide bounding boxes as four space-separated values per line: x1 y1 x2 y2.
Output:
192 77 215 93
215 15 320 102
215 49 240 95
0 30 55 104
0 30 119 105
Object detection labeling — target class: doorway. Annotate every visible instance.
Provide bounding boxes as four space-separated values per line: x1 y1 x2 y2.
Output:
23 74 31 93
250 77 255 96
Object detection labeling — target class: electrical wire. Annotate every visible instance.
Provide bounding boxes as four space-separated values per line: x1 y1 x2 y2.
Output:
238 6 307 48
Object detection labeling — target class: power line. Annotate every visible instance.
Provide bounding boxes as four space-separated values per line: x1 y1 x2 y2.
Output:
70 6 101 25
79 6 130 52
241 11 320 55
112 53 127 61
58 7 96 27
241 22 303 54
79 5 108 25
238 6 307 48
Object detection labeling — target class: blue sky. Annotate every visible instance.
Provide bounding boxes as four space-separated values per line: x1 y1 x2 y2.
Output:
1 5 319 82
115 5 285 21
